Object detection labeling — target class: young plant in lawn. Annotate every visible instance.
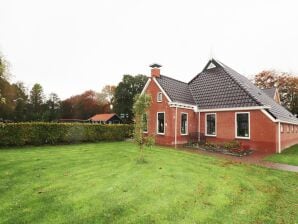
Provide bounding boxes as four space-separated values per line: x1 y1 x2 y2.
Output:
133 93 153 162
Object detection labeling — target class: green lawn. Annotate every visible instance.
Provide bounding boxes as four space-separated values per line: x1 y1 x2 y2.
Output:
0 142 297 224
265 144 298 166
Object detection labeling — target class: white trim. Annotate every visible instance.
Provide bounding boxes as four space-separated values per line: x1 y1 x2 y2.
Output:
235 112 250 139
261 109 298 125
276 119 298 125
198 106 270 112
180 112 188 135
140 78 151 95
152 78 172 102
198 111 201 141
169 102 197 111
156 112 165 135
205 113 216 137
157 92 163 102
278 122 281 153
261 109 276 122
174 107 177 147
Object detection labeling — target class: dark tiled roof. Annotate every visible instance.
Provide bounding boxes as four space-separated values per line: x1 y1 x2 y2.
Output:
215 60 298 123
155 75 195 105
188 64 260 109
154 59 298 124
262 87 276 99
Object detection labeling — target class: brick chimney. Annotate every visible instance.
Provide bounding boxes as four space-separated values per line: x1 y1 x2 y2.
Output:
150 63 162 78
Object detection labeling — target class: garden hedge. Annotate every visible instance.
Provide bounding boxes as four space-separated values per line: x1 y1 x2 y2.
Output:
0 122 133 147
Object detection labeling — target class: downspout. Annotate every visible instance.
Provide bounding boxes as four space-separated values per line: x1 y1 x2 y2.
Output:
198 110 201 142
174 106 178 148
278 122 281 153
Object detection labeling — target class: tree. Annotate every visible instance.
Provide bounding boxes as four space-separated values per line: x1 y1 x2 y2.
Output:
114 74 148 123
29 83 45 120
254 70 298 114
61 90 103 119
12 82 28 121
97 85 116 113
43 93 61 121
133 93 153 162
0 55 9 104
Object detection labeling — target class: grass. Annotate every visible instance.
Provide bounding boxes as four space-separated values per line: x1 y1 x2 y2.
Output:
265 144 298 166
0 142 297 224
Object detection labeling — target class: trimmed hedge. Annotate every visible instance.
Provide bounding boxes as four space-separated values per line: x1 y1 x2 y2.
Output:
0 122 133 147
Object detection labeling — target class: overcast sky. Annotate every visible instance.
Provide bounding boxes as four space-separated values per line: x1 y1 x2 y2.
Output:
0 0 297 99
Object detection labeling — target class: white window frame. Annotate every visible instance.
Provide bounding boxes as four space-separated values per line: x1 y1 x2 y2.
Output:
180 112 188 135
156 112 165 135
280 124 284 133
291 125 294 133
235 112 250 139
287 125 290 133
157 92 163 102
143 113 148 133
205 113 216 137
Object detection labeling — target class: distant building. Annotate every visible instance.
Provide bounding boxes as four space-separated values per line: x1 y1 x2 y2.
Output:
89 113 123 124
262 87 281 104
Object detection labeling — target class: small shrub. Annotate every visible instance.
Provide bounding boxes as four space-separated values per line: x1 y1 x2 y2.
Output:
145 135 155 149
223 140 241 151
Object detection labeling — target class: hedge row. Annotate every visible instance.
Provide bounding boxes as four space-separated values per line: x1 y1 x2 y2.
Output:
0 123 133 147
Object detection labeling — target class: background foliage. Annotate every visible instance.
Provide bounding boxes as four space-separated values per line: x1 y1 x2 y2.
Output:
254 70 298 114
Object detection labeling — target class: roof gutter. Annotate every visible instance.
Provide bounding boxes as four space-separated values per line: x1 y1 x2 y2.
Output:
169 102 197 112
275 119 298 125
198 106 270 112
278 122 281 153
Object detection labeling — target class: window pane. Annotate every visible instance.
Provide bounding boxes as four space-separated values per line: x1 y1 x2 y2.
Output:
143 114 148 132
237 113 249 137
158 113 164 133
207 114 216 135
157 92 162 102
181 114 187 134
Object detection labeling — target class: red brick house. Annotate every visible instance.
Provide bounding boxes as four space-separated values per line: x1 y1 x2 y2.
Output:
141 59 298 153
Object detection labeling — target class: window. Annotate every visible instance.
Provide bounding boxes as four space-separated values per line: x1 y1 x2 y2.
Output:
157 92 163 102
236 112 250 139
206 113 216 136
280 124 284 133
157 112 165 134
143 114 148 133
287 125 290 133
181 113 188 135
292 125 294 133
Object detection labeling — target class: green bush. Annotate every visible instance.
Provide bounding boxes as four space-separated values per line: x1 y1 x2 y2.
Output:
223 140 241 150
0 123 133 147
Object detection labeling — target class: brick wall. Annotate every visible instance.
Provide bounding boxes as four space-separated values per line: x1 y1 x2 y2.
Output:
145 78 197 145
280 123 298 151
199 110 278 153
